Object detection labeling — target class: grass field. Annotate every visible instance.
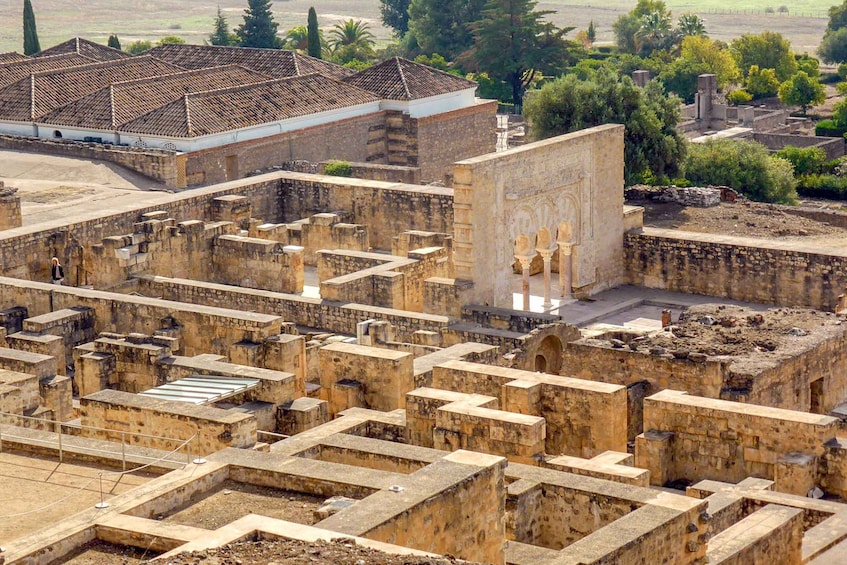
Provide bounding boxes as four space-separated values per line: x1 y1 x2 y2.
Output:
0 0 831 58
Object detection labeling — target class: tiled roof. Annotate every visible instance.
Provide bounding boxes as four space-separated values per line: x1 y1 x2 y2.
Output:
0 52 28 64
119 73 380 138
0 53 96 89
0 56 184 122
144 43 355 80
35 37 131 61
345 57 477 101
41 65 269 130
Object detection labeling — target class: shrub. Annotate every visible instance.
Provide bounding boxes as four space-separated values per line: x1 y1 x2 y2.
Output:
816 119 847 137
727 89 753 105
839 62 847 79
323 160 353 177
797 173 847 199
683 138 797 204
774 146 827 175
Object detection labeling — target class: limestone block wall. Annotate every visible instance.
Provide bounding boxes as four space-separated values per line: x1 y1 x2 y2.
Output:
319 342 414 416
278 173 454 251
316 450 507 565
212 235 304 293
635 389 839 494
453 124 625 306
6 331 65 376
412 101 498 183
0 278 284 358
135 275 451 343
625 228 847 311
300 213 369 266
0 182 21 230
431 360 628 458
0 368 39 414
20 307 96 371
80 389 257 455
0 346 55 379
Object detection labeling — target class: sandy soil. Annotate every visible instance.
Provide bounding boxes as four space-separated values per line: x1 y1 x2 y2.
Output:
162 539 477 565
637 197 847 246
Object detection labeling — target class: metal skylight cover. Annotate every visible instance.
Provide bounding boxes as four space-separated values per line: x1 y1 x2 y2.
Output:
139 374 259 405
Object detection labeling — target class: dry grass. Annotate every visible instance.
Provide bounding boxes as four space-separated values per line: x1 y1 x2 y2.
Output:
0 0 828 55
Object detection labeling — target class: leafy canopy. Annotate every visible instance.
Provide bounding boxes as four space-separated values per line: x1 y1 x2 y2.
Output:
380 0 411 36
730 31 796 81
463 0 573 106
778 71 826 114
523 68 686 185
407 0 486 60
236 0 281 49
684 138 797 204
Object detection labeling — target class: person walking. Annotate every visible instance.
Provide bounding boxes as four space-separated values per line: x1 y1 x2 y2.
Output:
50 257 64 285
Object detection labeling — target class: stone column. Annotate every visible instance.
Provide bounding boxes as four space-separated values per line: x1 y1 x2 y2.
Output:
538 250 554 308
517 256 532 311
558 243 573 298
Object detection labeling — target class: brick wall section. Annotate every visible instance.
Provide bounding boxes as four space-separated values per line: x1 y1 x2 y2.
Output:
625 228 847 311
0 135 180 187
414 101 498 183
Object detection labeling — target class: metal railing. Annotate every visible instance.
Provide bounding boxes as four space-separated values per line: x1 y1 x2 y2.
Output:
0 411 195 471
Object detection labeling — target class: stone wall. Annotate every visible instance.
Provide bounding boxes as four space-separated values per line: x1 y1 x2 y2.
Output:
625 228 847 311
79 389 257 455
278 173 453 251
0 135 182 187
753 132 845 161
183 113 387 186
635 389 839 494
414 101 498 183
453 124 625 306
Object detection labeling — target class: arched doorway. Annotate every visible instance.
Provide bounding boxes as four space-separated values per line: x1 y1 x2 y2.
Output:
534 335 563 374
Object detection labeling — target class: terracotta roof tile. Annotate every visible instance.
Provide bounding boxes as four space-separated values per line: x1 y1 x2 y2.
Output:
345 57 476 101
145 43 354 80
0 56 184 122
0 52 28 64
35 38 131 61
119 73 379 138
41 65 269 130
0 53 96 89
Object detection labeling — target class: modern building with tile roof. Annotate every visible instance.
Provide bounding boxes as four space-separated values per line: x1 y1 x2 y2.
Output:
0 52 28 64
34 37 131 62
145 43 354 81
0 39 497 187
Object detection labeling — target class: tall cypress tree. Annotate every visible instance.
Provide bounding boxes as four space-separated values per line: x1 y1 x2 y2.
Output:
307 7 321 58
23 0 40 56
210 6 236 46
235 0 280 48
107 34 122 51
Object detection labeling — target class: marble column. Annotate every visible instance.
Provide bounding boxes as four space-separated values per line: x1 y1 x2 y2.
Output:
558 243 573 298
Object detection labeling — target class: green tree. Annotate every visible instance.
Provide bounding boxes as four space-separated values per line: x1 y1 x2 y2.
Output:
745 65 780 99
107 34 121 51
636 10 673 56
210 6 237 46
307 7 321 58
819 28 847 64
125 40 153 54
157 36 185 45
284 26 309 51
23 0 40 56
587 20 596 43
464 0 573 106
523 68 686 184
328 19 375 51
775 146 827 175
778 71 826 114
796 54 820 78
612 0 670 54
730 31 796 80
677 13 706 37
827 0 847 33
380 0 411 36
657 57 710 102
684 138 797 203
236 0 280 49
407 0 486 60
678 35 740 89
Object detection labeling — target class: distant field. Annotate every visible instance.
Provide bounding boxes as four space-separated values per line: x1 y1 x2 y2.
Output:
0 0 830 57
